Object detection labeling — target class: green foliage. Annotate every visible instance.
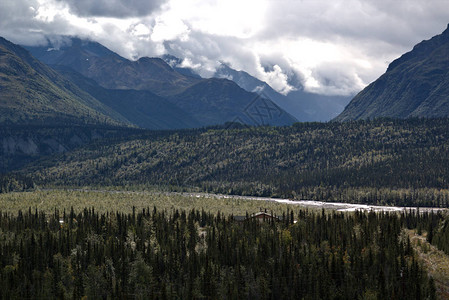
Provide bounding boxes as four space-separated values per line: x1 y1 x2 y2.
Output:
431 218 449 255
27 118 449 206
0 207 439 299
0 125 143 171
0 190 307 216
0 174 34 193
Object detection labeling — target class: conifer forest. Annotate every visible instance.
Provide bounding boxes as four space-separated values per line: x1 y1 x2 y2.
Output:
0 207 444 299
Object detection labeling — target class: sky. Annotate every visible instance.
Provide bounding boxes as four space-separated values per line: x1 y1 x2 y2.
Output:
1 0 449 96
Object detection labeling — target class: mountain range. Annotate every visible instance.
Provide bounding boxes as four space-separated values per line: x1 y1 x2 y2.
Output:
336 24 449 121
3 22 449 130
24 36 351 123
161 57 352 121
52 65 201 129
212 64 352 122
24 38 297 128
26 39 197 97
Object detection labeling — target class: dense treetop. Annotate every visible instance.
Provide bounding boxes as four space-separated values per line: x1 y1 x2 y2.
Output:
0 207 441 299
20 118 449 206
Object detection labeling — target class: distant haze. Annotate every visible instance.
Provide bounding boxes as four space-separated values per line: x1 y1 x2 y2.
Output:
1 0 449 97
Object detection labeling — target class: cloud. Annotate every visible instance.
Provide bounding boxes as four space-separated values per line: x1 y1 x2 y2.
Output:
151 14 189 42
1 0 449 96
143 0 449 96
259 65 294 95
0 0 45 45
305 62 367 96
59 0 166 17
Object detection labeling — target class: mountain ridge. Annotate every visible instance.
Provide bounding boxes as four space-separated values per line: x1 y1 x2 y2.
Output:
52 65 202 129
0 37 128 126
160 57 351 121
168 77 297 126
25 39 203 96
335 24 449 121
26 37 297 127
213 63 351 121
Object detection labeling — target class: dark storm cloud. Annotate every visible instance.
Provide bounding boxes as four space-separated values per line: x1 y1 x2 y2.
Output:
0 0 43 44
263 0 449 49
59 0 166 17
0 0 80 46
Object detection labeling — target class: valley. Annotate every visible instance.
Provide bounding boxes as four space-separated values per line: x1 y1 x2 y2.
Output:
1 15 449 299
9 118 448 207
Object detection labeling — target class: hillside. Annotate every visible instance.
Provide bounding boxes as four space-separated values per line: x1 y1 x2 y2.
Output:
336 24 449 121
169 78 297 126
25 119 449 206
0 37 127 126
25 38 199 97
25 37 297 127
53 66 202 129
0 125 144 171
214 63 351 121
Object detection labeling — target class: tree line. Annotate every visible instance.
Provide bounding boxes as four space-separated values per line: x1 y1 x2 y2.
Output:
0 206 442 299
25 118 449 207
0 174 34 193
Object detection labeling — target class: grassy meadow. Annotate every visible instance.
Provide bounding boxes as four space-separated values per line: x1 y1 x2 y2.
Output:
0 189 307 216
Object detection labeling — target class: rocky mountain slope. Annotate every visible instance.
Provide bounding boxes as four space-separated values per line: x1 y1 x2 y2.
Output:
214 63 351 122
53 65 202 129
168 78 297 126
0 37 128 126
336 24 449 121
26 37 297 127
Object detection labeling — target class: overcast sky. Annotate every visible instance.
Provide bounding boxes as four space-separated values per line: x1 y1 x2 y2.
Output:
1 0 449 96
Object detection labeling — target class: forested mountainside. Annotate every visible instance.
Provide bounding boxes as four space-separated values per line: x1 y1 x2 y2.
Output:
336 24 449 121
0 207 440 299
0 173 34 193
0 37 127 126
0 125 144 171
23 118 449 207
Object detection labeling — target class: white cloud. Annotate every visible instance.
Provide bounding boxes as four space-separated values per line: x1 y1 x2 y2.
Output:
1 0 449 96
179 57 201 69
60 0 166 17
259 64 294 95
131 23 151 39
151 14 189 42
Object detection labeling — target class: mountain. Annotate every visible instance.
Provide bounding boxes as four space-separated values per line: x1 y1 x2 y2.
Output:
162 54 202 79
0 37 127 126
214 63 351 121
336 24 449 121
25 38 202 97
26 37 297 127
53 65 202 129
169 78 297 126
